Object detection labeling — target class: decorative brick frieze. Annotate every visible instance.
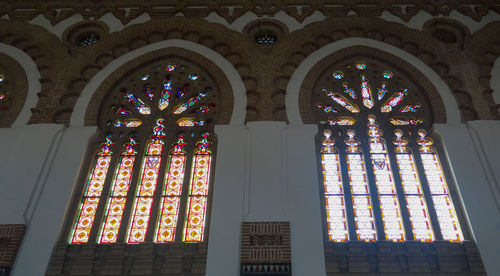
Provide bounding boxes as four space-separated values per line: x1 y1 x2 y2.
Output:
324 240 485 275
0 224 26 276
241 222 291 275
0 1 499 25
45 242 207 276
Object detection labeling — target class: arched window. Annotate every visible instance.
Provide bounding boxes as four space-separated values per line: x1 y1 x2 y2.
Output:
315 59 465 242
69 59 218 244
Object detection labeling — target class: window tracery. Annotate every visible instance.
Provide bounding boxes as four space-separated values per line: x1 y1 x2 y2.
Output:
69 58 219 244
315 59 465 242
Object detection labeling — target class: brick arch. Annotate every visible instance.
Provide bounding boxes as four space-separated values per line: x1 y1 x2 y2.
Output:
296 46 447 125
0 51 28 127
0 20 69 124
82 47 234 126
271 16 491 122
57 18 255 125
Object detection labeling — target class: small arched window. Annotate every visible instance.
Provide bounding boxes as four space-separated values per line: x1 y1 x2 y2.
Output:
315 59 465 242
69 59 218 244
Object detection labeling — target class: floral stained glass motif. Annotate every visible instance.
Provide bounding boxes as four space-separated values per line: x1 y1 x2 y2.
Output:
111 105 132 115
367 116 405 241
192 104 215 113
317 105 339 113
345 130 377 241
320 116 356 126
122 89 151 115
390 117 423 126
360 75 374 109
400 104 420 113
173 88 211 114
109 118 143 128
99 135 138 244
342 82 356 99
144 84 154 100
70 135 114 244
417 130 463 241
159 80 173 110
127 120 165 243
184 134 212 242
325 90 360 113
177 118 208 127
377 83 388 100
381 89 408 113
393 130 434 241
321 130 348 241
155 134 187 242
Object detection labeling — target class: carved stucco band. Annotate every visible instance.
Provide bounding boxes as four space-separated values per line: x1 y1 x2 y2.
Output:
2 1 499 24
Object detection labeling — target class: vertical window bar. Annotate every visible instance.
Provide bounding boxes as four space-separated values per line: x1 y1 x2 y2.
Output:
127 119 165 243
416 130 463 241
393 129 434 241
367 116 405 241
155 134 188 242
70 134 114 244
320 129 348 241
183 133 212 242
98 134 138 243
345 129 377 241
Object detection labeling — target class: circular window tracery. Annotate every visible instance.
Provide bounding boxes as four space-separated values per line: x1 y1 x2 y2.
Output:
99 58 219 137
313 59 432 132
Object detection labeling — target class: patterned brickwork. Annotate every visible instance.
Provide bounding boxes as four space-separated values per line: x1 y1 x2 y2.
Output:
1 14 498 123
0 1 499 25
324 240 485 275
241 222 291 275
45 242 207 276
0 225 26 269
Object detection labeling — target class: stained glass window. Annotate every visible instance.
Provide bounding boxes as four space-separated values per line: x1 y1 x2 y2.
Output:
69 59 218 244
315 59 465 243
70 134 114 244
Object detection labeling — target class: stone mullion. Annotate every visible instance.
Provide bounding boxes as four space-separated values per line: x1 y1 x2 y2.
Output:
336 133 357 241
409 137 443 240
384 133 414 241
116 133 149 243
360 134 386 241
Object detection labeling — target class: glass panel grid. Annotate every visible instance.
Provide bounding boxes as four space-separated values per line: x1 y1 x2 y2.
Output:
127 142 163 243
183 153 211 242
322 153 348 241
420 153 463 241
347 153 377 241
70 155 111 244
98 155 136 243
395 153 434 241
370 148 405 241
155 154 187 242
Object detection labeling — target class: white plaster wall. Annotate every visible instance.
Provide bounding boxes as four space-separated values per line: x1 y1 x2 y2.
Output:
206 125 247 276
435 122 500 276
0 124 63 224
206 122 327 276
11 126 97 276
244 122 288 221
284 124 326 276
